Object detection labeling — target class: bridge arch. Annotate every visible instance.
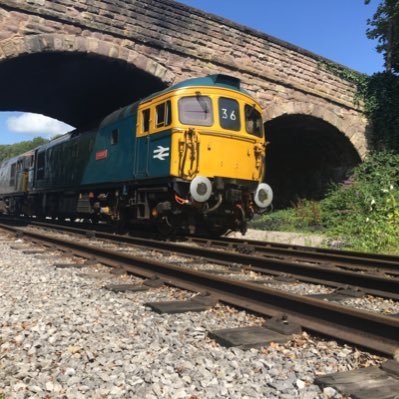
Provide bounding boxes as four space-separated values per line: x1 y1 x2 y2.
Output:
0 34 175 128
263 102 363 208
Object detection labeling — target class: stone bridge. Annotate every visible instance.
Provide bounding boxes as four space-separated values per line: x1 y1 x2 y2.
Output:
0 0 369 206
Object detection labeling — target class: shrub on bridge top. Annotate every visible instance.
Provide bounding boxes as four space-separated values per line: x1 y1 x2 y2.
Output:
321 151 399 253
359 72 399 152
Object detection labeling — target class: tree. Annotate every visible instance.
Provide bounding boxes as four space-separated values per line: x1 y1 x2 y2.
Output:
365 0 399 74
0 137 48 163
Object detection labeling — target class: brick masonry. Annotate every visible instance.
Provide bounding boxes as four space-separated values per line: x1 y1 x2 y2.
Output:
0 0 369 157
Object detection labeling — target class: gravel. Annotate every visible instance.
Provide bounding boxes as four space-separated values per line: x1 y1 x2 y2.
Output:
260 282 334 296
339 295 399 315
0 231 386 399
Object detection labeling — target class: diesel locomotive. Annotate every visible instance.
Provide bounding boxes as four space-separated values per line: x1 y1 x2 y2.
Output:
0 74 273 235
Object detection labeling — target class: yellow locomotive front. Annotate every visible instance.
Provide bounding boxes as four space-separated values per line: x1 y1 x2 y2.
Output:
162 75 273 235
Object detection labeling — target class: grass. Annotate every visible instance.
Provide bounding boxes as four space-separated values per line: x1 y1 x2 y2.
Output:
251 199 324 234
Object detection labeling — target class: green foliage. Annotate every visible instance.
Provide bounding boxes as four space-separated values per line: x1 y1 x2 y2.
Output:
251 208 298 231
256 152 399 254
359 71 399 151
322 151 399 253
252 200 322 232
363 1 399 150
0 137 48 163
365 0 399 73
320 62 399 152
318 61 368 87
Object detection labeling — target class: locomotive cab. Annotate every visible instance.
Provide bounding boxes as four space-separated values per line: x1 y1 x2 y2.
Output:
136 74 273 234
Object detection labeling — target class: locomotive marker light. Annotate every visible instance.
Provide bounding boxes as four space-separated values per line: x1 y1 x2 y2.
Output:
190 176 212 202
254 183 273 208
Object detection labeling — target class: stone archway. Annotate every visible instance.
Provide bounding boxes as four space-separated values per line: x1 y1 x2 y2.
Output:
263 103 363 208
0 34 176 128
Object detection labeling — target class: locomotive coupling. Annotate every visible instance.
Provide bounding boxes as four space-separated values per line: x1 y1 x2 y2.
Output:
189 175 212 202
254 183 273 208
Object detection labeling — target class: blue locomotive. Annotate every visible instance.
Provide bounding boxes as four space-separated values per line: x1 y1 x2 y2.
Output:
0 75 273 235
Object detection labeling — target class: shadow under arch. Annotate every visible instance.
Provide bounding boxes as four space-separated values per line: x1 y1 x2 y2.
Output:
0 34 176 128
264 113 362 208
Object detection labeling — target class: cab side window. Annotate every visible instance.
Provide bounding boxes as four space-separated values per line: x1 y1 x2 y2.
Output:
9 163 16 186
111 129 119 145
156 101 172 128
36 152 45 180
142 109 150 133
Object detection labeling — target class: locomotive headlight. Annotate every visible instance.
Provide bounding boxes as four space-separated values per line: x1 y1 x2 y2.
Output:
190 176 212 202
254 183 273 208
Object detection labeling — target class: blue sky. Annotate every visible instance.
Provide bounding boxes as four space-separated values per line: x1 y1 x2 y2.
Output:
0 0 383 145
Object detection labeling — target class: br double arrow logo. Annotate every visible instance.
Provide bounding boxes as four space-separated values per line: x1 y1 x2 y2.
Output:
152 145 170 161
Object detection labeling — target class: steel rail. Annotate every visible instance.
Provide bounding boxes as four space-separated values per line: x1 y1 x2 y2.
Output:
2 216 399 272
207 234 399 264
24 221 399 298
183 236 399 273
0 223 398 357
23 219 399 275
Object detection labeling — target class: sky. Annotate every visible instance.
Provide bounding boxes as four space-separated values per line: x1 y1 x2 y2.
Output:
0 0 384 145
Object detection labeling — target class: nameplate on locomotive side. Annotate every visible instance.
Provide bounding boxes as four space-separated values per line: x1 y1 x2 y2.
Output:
95 149 108 160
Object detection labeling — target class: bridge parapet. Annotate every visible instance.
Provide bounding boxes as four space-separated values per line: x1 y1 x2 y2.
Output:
1 0 360 109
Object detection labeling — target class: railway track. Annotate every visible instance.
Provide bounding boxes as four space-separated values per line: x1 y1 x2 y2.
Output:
0 221 398 358
12 219 399 301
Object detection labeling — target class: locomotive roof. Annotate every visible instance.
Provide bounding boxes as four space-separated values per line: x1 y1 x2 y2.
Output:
144 74 249 102
100 74 249 128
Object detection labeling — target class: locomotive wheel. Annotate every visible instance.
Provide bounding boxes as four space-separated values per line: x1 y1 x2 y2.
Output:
156 216 176 237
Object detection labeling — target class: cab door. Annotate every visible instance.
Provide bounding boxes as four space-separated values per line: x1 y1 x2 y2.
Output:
135 108 150 178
